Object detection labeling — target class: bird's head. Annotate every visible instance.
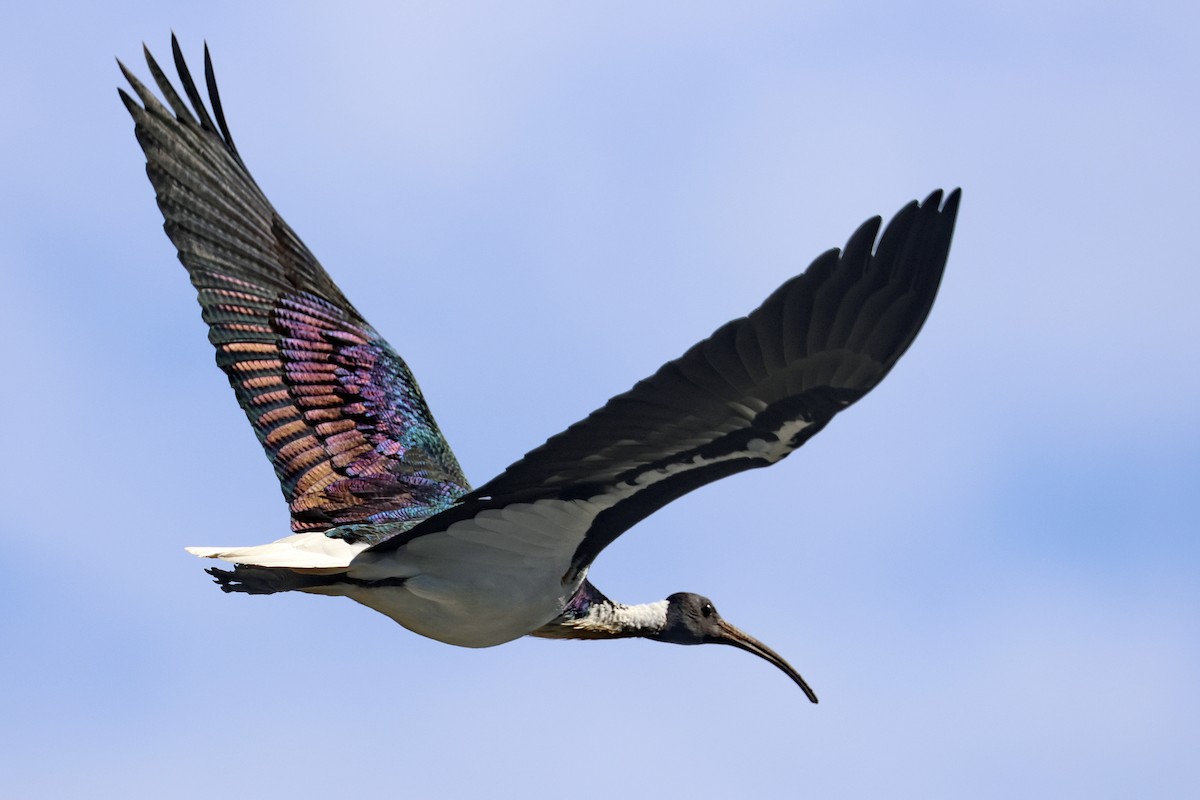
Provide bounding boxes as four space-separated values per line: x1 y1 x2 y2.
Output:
649 592 818 703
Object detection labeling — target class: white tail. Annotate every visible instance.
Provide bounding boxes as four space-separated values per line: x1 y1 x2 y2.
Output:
186 532 367 570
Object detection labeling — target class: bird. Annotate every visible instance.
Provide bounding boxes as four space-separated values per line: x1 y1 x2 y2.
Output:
119 36 959 703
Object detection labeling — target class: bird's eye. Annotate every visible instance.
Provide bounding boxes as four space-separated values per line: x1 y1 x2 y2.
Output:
701 603 714 617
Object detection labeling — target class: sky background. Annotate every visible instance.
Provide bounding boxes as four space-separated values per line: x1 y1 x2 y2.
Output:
3 1 1197 797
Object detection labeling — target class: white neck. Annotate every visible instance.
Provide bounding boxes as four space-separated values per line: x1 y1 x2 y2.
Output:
578 599 668 637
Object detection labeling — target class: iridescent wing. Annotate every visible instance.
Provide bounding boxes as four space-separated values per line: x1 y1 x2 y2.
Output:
120 37 468 532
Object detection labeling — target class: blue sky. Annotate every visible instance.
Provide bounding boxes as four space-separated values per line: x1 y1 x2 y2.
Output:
3 1 1197 797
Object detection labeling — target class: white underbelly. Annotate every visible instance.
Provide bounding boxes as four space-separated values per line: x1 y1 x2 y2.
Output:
331 499 598 647
339 575 577 648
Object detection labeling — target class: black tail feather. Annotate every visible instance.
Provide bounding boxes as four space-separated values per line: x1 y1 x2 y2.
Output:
206 565 342 595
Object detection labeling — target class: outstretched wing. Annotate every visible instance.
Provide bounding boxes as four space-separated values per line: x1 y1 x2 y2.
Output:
120 37 468 532
372 190 959 577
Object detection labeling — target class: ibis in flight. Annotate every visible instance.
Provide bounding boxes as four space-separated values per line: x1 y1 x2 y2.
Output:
120 37 959 703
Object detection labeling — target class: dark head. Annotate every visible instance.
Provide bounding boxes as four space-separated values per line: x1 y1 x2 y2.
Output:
650 592 818 703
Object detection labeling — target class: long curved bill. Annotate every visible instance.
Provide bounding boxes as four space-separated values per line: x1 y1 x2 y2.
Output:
716 619 818 703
